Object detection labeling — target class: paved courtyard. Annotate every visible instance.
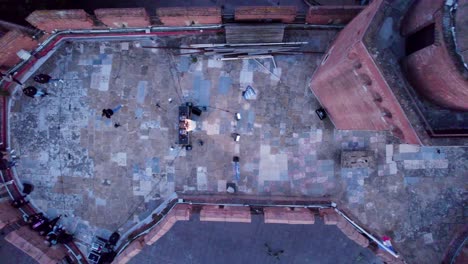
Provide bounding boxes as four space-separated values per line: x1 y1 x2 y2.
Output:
7 30 467 263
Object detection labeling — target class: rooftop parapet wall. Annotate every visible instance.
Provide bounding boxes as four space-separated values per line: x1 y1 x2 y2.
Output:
113 238 145 264
320 208 369 248
200 205 252 223
26 9 95 32
306 6 365 25
235 6 297 23
156 7 222 26
144 204 191 246
114 204 380 264
95 8 151 28
0 30 38 67
263 207 315 224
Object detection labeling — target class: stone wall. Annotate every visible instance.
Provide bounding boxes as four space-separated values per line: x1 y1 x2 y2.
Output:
263 207 315 224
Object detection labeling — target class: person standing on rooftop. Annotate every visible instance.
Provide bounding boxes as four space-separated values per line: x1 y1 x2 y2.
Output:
23 86 48 98
33 73 64 84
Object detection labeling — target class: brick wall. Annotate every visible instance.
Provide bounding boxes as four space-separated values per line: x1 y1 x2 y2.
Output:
199 205 251 223
26 10 95 32
0 30 38 67
156 7 221 26
306 6 364 25
235 6 297 23
5 226 68 262
144 204 191 246
95 8 150 28
113 238 145 264
264 207 315 224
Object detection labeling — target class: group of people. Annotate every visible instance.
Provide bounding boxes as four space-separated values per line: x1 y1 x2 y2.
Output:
1 71 63 99
23 73 63 98
26 213 73 246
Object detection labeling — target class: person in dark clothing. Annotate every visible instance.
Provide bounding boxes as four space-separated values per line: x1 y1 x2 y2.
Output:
102 109 114 118
23 86 48 98
33 73 63 84
27 213 45 227
39 215 61 236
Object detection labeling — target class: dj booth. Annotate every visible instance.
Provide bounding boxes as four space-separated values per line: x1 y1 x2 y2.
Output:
178 106 191 145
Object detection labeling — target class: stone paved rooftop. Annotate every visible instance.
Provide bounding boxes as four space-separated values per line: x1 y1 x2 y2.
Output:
6 30 468 263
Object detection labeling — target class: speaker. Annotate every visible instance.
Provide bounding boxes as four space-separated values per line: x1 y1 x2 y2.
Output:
191 107 202 116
